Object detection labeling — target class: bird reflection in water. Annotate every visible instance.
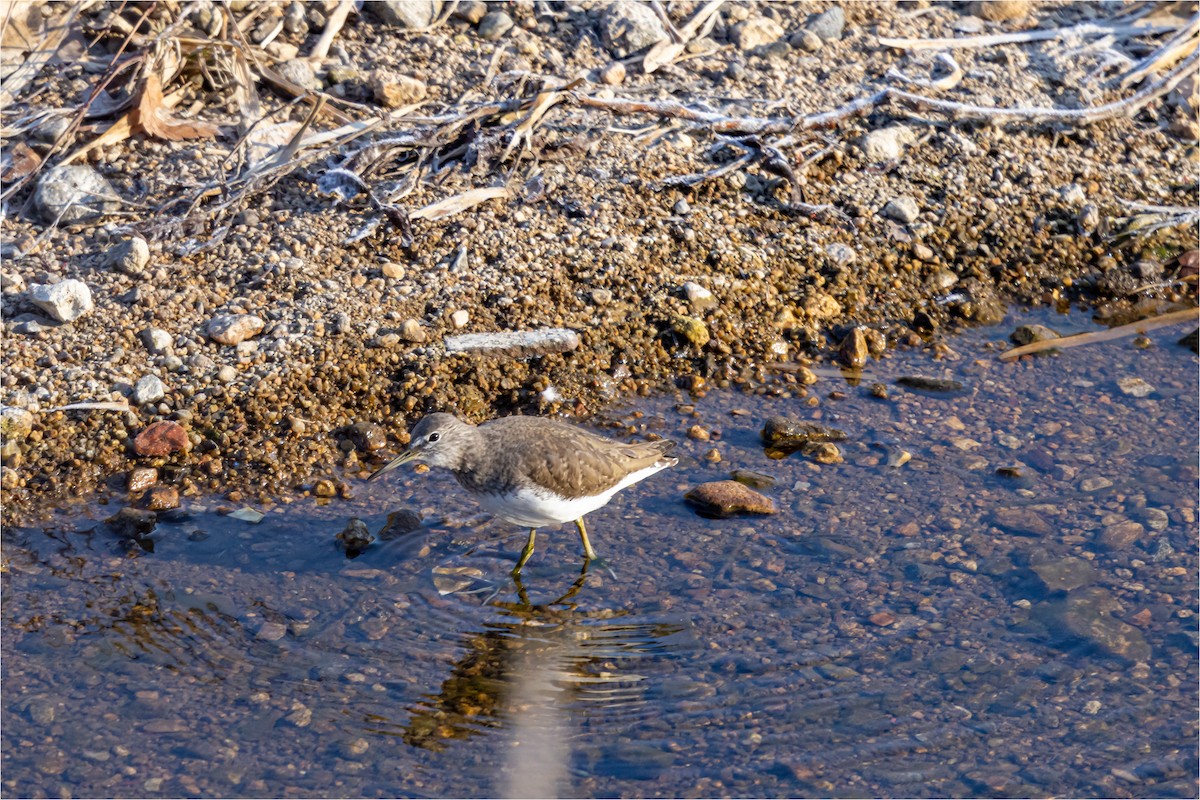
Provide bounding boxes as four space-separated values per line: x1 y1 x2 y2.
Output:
392 566 685 796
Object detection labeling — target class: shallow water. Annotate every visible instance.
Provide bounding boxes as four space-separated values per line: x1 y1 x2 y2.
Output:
4 306 1198 798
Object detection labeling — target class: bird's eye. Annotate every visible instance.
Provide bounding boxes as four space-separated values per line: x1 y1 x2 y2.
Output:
427 432 441 443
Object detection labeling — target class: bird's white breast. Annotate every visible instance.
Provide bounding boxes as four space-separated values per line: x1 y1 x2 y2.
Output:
475 462 670 528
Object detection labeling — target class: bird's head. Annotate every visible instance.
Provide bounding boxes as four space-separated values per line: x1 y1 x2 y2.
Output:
367 413 472 480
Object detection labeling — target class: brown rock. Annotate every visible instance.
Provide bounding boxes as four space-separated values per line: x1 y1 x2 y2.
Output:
144 486 180 511
314 479 337 497
839 327 868 368
868 611 896 627
599 62 626 85
812 442 842 464
371 72 427 108
685 480 776 517
133 421 189 457
971 0 1028 21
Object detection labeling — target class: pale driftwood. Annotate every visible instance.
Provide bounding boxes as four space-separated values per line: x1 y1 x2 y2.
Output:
642 0 724 74
578 48 1192 135
878 21 1180 51
49 402 133 413
888 49 1195 123
309 0 354 59
1117 12 1200 88
410 187 511 221
1000 307 1200 361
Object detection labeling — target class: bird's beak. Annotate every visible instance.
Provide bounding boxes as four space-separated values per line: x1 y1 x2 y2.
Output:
367 447 419 482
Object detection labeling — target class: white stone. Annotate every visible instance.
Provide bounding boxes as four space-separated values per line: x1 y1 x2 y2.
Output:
132 375 166 405
444 328 580 356
859 125 917 162
731 17 784 50
111 237 150 274
825 243 857 266
882 196 921 224
373 0 440 28
141 327 173 355
207 314 265 345
598 2 667 58
683 281 716 309
1117 377 1155 398
29 279 94 323
450 310 470 329
34 165 120 224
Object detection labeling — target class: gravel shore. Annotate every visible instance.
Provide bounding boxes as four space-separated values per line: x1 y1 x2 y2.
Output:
2 0 1195 524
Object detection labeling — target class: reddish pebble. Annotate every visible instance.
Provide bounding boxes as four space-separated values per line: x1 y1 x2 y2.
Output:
685 480 776 517
868 611 897 627
133 421 189 457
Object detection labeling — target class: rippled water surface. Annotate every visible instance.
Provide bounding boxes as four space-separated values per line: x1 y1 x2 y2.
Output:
4 307 1198 798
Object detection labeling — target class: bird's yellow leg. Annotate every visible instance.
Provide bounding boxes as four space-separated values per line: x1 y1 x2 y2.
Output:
575 518 598 561
512 529 537 576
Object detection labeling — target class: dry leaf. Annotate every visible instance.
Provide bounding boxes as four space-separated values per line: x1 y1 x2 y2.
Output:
133 72 220 141
1 140 40 182
410 187 510 221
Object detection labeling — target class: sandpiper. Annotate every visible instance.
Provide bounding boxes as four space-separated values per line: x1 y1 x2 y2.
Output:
368 413 677 575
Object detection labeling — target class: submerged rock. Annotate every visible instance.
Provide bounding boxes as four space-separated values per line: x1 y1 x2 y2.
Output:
1029 557 1097 593
730 469 776 489
761 416 846 449
685 480 776 517
896 376 964 393
991 506 1054 537
105 506 157 539
1034 587 1150 662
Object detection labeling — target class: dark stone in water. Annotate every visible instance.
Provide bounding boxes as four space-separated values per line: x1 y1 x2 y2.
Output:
896 375 964 393
105 506 157 539
730 469 775 489
1179 327 1198 353
1010 324 1059 346
761 416 846 449
378 508 423 539
337 517 374 556
596 742 675 781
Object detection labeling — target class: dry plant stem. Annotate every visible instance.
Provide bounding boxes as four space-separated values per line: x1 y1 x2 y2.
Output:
878 21 1180 51
999 307 1200 361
